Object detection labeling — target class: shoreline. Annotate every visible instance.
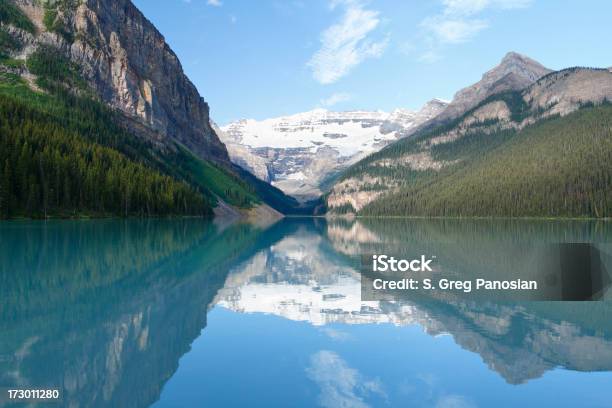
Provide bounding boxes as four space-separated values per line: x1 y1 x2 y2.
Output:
1 213 611 222
288 214 612 221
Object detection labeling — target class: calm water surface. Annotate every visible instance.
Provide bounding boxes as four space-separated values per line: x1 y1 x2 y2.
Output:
1 218 612 407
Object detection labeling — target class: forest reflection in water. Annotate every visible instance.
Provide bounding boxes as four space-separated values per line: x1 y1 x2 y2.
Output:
1 218 611 407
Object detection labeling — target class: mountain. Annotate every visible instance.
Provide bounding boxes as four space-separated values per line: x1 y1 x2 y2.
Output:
11 0 228 163
218 99 447 200
327 54 612 217
0 0 300 218
420 52 552 132
0 219 270 407
214 219 612 385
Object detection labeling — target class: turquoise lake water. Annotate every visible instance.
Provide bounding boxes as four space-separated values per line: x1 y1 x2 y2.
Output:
1 218 611 407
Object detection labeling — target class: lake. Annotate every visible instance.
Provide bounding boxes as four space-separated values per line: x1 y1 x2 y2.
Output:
1 218 611 407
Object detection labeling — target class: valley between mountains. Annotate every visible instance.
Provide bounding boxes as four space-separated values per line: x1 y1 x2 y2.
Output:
1 0 611 219
221 52 612 218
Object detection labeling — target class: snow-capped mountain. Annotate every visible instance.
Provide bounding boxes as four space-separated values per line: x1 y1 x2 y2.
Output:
216 99 448 200
213 220 612 385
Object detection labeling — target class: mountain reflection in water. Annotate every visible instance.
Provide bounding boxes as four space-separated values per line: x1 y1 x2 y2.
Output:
1 218 611 407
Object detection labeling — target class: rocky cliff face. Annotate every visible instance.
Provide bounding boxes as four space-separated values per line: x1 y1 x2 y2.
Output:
382 98 449 136
218 100 447 200
423 52 551 129
212 121 270 181
525 67 612 117
10 0 229 162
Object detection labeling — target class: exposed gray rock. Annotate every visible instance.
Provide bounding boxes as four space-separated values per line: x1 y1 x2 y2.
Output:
424 52 551 129
219 101 448 200
525 67 612 117
212 121 270 181
10 0 229 163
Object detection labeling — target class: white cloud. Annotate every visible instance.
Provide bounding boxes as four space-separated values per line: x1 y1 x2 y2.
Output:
308 1 388 84
417 0 533 62
319 92 352 108
207 0 223 6
306 350 386 408
421 16 488 44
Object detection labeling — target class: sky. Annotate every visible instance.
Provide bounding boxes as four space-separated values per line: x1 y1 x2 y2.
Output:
132 0 612 125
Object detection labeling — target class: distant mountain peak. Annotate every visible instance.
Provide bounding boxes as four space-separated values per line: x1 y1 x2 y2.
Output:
429 97 451 104
218 101 447 199
487 51 551 84
422 98 450 110
431 51 552 123
501 51 534 63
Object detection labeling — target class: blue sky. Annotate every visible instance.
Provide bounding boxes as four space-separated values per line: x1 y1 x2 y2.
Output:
133 0 612 124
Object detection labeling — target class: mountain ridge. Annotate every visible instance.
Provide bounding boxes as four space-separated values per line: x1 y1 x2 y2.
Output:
410 51 552 137
218 99 448 200
326 53 612 217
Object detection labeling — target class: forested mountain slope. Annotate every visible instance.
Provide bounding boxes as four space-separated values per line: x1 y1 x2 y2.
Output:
0 0 302 218
0 79 212 218
327 63 612 218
